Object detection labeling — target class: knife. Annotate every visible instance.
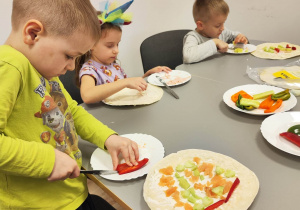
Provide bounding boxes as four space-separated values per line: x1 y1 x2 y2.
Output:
80 169 118 175
156 75 179 99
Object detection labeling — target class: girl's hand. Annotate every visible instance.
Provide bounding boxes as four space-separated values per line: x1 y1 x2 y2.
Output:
124 77 148 91
48 149 80 181
143 66 172 78
105 135 139 170
234 34 248 44
213 39 228 53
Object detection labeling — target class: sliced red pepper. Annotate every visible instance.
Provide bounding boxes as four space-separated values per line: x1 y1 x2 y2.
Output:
225 177 240 203
286 44 291 48
231 90 253 103
264 99 282 113
292 46 297 50
204 200 225 210
259 95 274 109
204 177 240 209
116 158 149 175
274 48 280 53
280 132 300 147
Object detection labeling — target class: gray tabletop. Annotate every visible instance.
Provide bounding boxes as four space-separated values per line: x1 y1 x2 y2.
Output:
79 41 300 210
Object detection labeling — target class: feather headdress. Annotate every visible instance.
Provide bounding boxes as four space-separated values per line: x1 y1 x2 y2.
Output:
98 0 134 25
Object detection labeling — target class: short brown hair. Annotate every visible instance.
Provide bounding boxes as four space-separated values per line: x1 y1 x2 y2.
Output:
193 0 229 23
11 0 100 40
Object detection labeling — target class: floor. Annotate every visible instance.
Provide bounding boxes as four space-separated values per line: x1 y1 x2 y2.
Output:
87 178 124 210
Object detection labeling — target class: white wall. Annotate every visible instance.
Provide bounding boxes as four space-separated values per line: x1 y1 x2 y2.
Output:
1 0 299 77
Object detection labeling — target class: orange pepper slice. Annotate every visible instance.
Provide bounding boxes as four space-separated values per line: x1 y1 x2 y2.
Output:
264 99 283 113
259 95 275 109
231 90 253 103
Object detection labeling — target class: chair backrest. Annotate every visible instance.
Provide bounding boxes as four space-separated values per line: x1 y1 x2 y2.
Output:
140 29 191 73
59 70 83 104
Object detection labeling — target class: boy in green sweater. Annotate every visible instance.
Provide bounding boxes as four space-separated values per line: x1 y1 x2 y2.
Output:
0 0 139 209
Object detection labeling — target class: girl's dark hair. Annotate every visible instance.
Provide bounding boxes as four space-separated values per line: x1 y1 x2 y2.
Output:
74 22 122 87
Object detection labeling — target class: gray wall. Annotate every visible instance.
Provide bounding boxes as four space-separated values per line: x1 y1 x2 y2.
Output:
1 0 299 77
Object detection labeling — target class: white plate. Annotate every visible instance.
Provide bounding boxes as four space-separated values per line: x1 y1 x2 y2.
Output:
90 133 165 181
261 112 300 156
227 44 257 54
223 84 297 115
147 70 191 87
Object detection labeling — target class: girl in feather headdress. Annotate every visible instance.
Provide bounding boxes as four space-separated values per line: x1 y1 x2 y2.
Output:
75 0 171 104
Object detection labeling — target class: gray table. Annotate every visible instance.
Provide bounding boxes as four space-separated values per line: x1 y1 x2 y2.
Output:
79 41 300 210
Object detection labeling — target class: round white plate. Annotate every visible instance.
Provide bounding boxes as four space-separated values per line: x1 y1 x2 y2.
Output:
147 70 191 87
227 44 257 54
261 112 300 156
90 133 165 181
223 84 297 115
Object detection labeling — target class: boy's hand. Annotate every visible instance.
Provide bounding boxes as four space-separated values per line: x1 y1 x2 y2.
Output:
125 77 148 92
105 135 139 170
234 34 248 44
213 39 228 53
48 149 80 181
145 66 172 77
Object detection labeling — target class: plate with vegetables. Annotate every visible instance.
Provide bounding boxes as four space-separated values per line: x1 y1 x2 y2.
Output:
90 133 165 181
261 112 300 156
227 44 256 54
223 84 297 115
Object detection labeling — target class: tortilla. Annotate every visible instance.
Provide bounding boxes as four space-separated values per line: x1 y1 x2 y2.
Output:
103 83 163 106
143 149 259 210
259 66 300 89
251 42 300 59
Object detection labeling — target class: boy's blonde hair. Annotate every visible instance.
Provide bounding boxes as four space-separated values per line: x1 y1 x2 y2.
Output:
12 0 100 40
193 0 229 23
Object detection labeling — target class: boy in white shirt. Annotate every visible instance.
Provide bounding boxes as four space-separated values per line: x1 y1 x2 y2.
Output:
183 0 248 63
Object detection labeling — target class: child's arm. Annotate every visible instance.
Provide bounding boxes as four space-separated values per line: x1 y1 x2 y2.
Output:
213 39 229 53
48 149 80 181
80 75 148 104
142 66 172 78
183 33 219 63
61 87 140 169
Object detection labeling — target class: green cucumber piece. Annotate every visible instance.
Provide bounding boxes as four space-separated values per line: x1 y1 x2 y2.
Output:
240 98 260 108
225 169 235 178
253 90 274 100
215 166 225 175
212 186 224 196
202 196 213 207
176 164 185 172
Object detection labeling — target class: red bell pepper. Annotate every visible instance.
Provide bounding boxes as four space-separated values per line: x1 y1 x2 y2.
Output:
204 200 225 210
280 132 300 147
116 158 149 175
225 177 240 203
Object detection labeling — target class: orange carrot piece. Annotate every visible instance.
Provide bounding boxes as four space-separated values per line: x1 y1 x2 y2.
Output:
264 99 283 113
259 95 275 109
184 203 193 210
165 186 177 197
231 90 253 103
193 157 201 165
159 166 174 175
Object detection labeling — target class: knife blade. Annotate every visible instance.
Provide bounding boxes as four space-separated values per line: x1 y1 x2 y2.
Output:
156 75 179 99
80 169 118 175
